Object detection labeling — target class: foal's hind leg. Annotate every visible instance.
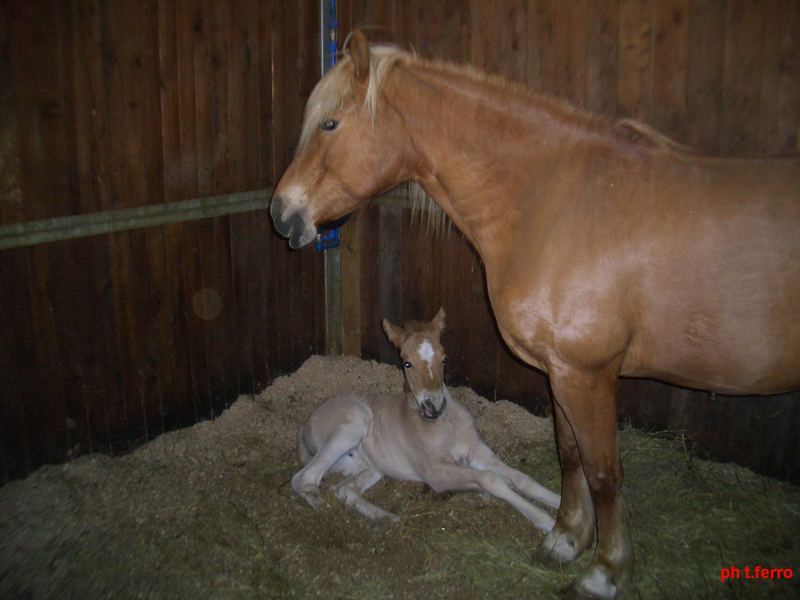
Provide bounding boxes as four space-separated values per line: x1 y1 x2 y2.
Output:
292 409 370 510
333 468 397 522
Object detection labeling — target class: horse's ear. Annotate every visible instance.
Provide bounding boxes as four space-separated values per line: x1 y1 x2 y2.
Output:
382 318 406 348
431 307 446 333
348 29 370 81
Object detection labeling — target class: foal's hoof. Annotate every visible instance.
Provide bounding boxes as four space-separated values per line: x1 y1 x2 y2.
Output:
300 493 325 511
294 484 325 510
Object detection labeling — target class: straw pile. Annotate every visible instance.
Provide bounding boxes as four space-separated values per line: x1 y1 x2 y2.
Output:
1 355 798 598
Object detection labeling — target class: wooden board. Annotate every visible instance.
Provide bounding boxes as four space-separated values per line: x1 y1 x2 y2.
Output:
0 0 324 484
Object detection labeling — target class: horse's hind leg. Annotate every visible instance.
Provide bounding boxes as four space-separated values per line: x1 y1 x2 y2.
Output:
469 443 561 509
333 468 397 522
544 365 633 599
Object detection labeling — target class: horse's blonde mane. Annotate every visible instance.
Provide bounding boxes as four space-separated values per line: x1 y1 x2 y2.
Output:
298 46 410 151
299 44 694 236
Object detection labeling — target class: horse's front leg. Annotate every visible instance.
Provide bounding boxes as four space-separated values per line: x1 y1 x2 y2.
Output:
540 400 595 562
546 363 633 599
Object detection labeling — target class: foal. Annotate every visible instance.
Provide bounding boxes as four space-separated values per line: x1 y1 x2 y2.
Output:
291 308 559 531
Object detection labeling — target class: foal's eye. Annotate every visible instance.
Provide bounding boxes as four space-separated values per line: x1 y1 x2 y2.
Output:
320 119 339 131
402 361 412 369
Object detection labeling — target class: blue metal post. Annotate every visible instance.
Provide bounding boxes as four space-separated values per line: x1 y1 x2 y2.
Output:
316 0 340 252
320 0 343 355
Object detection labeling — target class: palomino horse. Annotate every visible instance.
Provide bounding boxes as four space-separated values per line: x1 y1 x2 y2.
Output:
271 31 800 598
292 308 560 529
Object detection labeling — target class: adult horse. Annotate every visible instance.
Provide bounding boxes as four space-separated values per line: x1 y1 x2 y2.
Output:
270 30 800 598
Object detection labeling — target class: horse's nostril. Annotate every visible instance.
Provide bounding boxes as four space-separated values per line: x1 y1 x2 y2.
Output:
270 196 285 223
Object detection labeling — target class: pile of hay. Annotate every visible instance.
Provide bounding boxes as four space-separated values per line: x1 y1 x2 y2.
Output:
1 355 798 598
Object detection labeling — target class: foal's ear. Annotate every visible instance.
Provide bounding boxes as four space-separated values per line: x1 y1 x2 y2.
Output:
382 318 406 348
348 29 370 82
431 307 446 334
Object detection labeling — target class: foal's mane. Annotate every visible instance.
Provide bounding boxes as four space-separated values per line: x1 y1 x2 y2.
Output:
299 44 693 235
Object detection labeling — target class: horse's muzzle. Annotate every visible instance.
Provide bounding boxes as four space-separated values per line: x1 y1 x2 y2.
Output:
270 196 316 249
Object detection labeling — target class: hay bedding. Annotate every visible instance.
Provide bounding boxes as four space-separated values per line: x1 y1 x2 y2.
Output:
1 356 798 599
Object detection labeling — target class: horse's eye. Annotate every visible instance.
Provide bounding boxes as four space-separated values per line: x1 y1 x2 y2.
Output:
442 356 447 364
321 119 339 131
402 361 412 369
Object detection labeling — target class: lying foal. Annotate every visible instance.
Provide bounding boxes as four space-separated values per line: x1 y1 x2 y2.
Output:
291 308 560 531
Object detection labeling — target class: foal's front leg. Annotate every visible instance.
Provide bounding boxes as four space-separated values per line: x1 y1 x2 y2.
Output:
469 442 561 509
420 464 556 532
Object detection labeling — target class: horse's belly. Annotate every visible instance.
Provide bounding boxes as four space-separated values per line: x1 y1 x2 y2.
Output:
626 306 800 394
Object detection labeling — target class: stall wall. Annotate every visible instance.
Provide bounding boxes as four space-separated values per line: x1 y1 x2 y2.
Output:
0 0 324 483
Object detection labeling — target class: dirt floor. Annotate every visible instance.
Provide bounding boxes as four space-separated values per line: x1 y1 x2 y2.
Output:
1 355 799 599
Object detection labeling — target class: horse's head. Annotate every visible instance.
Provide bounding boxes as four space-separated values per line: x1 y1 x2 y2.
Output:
271 30 414 248
383 308 450 420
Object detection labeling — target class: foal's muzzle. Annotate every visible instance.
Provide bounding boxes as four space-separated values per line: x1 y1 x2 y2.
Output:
420 395 447 420
270 196 316 249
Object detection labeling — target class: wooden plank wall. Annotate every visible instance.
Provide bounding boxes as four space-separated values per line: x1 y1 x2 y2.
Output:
339 0 800 483
0 0 324 484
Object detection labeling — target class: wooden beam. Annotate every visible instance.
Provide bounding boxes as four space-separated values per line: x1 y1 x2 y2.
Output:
0 189 269 249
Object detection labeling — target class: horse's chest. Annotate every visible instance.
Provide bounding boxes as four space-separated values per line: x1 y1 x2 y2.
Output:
487 267 630 372
490 295 555 371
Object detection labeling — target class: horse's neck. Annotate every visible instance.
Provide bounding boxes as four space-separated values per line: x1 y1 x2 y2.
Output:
392 62 579 258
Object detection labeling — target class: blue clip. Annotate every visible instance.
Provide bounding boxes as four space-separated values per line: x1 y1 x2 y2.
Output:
315 227 340 252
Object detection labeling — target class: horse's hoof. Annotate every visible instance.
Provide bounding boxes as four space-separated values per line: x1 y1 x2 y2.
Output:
560 582 604 600
560 565 618 599
537 528 582 565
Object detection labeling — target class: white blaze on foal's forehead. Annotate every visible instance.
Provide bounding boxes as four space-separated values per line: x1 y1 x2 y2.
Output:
417 340 436 377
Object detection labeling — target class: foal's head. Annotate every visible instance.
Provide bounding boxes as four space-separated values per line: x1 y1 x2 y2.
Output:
383 308 450 420
270 30 415 248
